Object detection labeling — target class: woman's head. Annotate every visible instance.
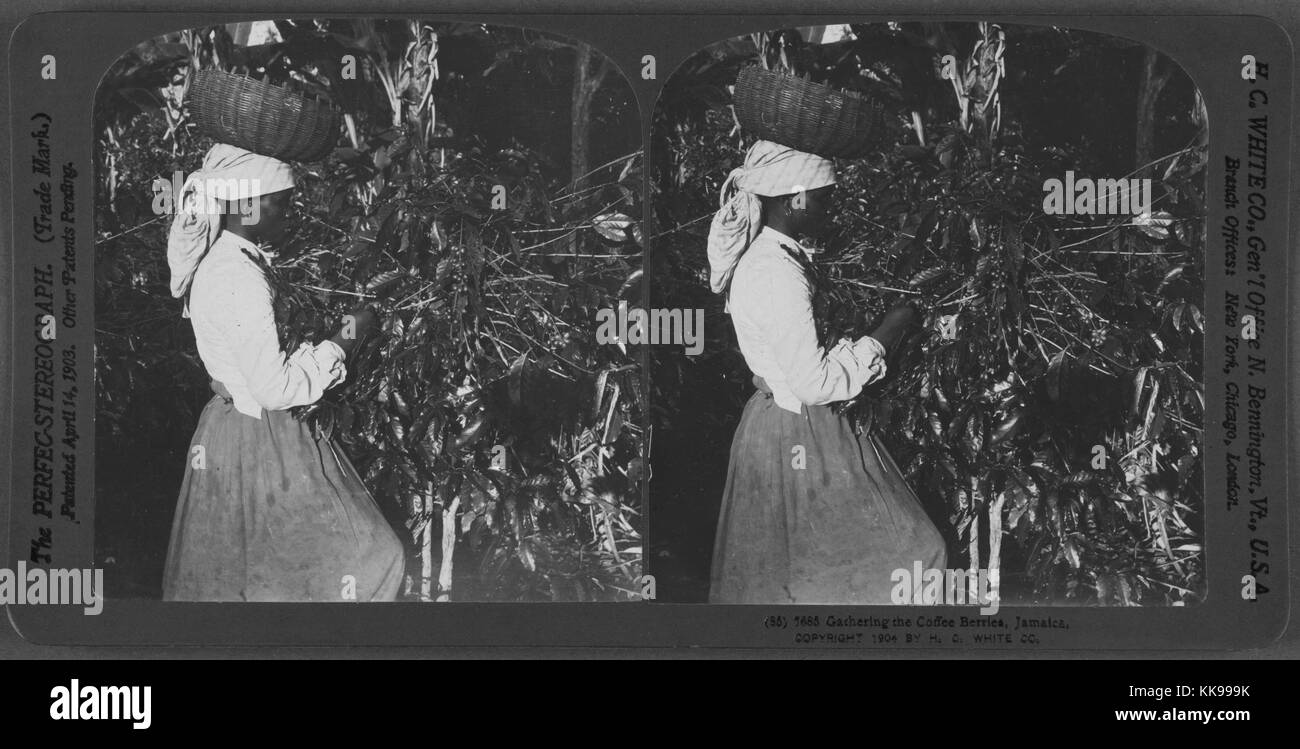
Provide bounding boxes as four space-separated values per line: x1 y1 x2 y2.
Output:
706 140 837 293
168 144 297 300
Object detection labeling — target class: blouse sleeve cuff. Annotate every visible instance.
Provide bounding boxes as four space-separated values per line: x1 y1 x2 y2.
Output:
852 334 888 361
823 334 889 387
318 338 347 363
289 340 348 389
825 335 888 384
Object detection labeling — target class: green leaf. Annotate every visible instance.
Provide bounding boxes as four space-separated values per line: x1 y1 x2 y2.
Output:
988 408 1023 445
515 537 536 571
964 411 985 457
1045 351 1065 402
507 353 527 405
1062 537 1081 569
592 212 635 244
454 412 489 449
927 410 944 440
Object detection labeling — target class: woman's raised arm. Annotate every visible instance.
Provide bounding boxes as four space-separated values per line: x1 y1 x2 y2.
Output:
754 258 888 407
217 263 349 412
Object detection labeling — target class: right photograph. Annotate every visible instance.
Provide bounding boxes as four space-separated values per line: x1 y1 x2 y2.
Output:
649 22 1207 606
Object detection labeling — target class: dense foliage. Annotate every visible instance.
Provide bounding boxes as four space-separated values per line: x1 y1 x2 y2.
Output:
652 23 1206 605
95 20 643 601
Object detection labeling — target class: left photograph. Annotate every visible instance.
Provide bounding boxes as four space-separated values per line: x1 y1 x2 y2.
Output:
93 19 645 602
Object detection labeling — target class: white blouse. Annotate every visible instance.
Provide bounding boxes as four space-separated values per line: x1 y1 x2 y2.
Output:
727 226 888 414
187 231 347 419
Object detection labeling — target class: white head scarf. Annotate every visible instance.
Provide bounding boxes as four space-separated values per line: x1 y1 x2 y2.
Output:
167 143 295 304
706 139 836 294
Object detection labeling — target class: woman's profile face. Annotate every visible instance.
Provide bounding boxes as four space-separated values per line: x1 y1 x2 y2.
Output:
255 189 295 244
225 188 295 245
792 184 837 240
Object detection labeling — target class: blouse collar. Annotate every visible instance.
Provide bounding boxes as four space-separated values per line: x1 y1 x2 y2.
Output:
219 230 277 263
760 225 814 259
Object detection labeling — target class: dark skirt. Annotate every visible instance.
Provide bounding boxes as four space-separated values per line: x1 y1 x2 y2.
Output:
709 377 947 604
162 382 405 602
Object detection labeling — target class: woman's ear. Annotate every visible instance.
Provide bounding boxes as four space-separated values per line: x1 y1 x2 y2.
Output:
788 189 808 212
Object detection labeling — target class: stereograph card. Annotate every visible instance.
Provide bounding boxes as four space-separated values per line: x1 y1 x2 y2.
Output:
0 1 1293 651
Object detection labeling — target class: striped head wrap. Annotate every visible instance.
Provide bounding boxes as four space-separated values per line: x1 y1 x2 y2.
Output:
706 139 835 294
167 143 295 308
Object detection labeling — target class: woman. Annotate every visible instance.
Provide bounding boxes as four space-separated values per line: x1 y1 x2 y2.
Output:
162 143 405 602
707 139 947 604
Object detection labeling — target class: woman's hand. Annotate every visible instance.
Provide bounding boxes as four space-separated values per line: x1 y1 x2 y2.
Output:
868 302 919 353
329 303 383 357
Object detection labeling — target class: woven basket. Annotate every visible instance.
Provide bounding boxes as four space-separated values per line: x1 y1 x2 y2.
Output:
189 70 341 162
733 65 884 159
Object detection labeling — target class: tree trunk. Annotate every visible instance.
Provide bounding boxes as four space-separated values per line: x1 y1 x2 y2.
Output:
435 496 461 602
419 482 435 601
1135 48 1172 176
569 42 608 192
987 492 1006 606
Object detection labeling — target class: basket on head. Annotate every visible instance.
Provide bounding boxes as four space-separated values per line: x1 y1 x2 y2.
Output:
189 70 341 163
732 65 885 159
